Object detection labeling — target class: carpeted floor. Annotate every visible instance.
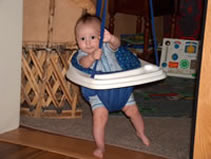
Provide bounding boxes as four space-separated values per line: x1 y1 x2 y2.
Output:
20 100 192 159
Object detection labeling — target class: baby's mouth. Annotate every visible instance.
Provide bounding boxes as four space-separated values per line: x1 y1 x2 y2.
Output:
86 47 93 50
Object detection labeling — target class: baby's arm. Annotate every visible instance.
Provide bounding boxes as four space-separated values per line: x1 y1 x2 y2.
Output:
103 29 120 51
79 49 102 68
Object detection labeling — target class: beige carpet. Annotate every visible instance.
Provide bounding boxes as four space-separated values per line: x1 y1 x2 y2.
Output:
20 102 192 159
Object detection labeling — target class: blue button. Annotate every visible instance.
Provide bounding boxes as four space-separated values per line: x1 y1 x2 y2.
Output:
162 62 167 67
172 53 178 60
174 44 179 49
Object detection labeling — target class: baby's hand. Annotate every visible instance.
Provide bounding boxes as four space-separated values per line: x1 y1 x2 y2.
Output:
103 29 120 50
92 48 102 60
103 29 113 43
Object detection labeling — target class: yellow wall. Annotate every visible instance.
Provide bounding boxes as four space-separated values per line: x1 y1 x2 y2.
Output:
23 0 95 45
110 13 163 42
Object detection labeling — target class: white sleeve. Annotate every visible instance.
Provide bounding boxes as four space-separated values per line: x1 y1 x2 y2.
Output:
104 43 118 53
76 50 87 63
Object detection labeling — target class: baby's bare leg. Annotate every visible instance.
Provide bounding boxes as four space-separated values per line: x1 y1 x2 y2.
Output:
122 105 150 146
92 107 109 158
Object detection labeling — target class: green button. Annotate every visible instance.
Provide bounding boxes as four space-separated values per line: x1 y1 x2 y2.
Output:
180 59 189 69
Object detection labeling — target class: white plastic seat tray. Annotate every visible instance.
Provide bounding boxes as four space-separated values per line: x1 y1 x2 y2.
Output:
66 59 166 90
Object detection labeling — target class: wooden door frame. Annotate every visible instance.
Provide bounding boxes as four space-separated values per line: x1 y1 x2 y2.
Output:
191 0 211 158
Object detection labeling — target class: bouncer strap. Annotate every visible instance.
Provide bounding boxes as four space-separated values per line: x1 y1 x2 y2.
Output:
91 0 108 78
149 0 159 66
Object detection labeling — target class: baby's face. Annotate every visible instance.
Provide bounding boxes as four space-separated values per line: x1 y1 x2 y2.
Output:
76 21 100 55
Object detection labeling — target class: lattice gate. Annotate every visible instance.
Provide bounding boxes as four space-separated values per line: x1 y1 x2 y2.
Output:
20 45 82 118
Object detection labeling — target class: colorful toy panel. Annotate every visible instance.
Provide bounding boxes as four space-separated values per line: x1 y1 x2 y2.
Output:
160 38 199 79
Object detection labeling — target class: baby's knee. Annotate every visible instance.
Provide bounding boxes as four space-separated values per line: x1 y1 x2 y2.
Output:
123 105 139 117
93 107 108 120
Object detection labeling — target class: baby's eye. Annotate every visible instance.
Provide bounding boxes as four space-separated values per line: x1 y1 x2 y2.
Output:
80 37 85 41
91 36 95 40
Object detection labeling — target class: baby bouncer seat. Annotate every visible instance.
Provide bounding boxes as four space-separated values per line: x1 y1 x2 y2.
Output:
66 0 166 112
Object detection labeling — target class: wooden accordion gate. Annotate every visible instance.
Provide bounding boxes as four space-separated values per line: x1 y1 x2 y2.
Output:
21 0 96 118
20 45 82 118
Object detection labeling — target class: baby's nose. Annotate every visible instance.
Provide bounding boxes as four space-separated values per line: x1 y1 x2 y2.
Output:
85 39 91 46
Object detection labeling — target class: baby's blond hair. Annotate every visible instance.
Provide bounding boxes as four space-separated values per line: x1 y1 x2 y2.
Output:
75 13 101 34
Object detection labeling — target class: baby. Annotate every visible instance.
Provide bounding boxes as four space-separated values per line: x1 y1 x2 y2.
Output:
75 13 150 158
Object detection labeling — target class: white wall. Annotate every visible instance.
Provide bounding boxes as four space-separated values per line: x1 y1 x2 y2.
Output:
0 0 22 133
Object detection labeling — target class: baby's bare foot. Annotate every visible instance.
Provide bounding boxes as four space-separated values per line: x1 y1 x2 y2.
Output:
93 148 104 158
137 132 150 146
